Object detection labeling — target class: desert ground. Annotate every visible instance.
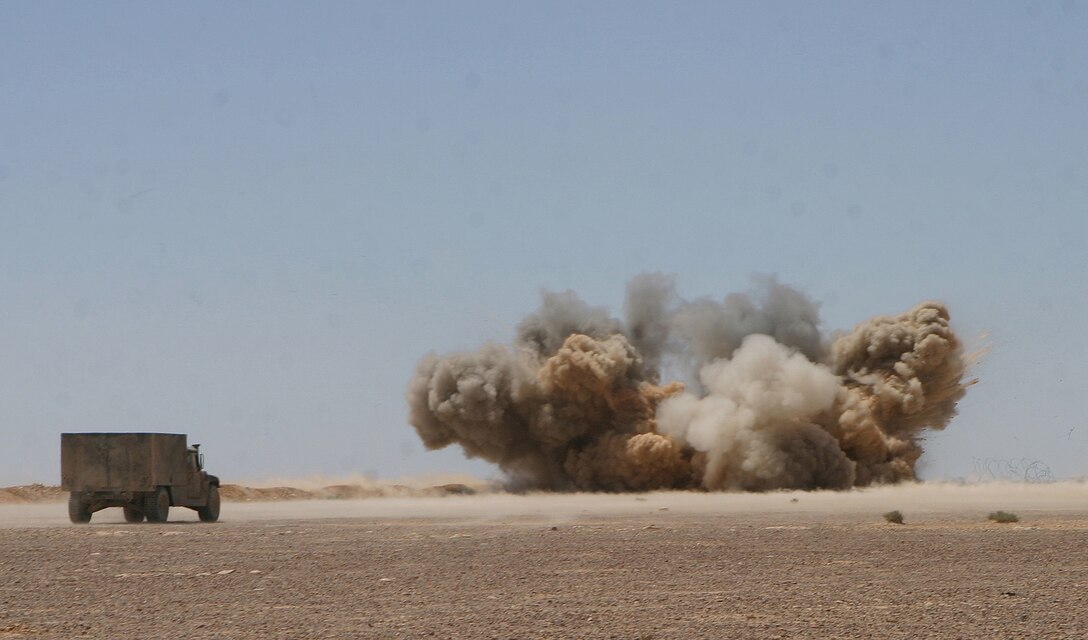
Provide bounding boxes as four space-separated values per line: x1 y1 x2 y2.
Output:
1 482 1087 639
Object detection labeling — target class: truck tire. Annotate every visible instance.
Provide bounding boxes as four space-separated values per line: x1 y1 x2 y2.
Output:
197 485 220 523
143 487 170 523
123 506 145 523
68 492 91 524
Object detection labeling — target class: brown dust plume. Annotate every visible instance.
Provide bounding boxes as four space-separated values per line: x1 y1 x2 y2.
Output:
407 275 972 492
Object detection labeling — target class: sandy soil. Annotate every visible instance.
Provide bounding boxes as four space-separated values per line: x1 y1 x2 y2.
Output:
1 483 1086 638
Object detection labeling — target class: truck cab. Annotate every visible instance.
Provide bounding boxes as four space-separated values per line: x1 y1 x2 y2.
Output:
186 444 218 500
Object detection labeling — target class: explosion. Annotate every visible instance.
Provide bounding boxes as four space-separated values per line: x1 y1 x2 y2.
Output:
407 275 971 492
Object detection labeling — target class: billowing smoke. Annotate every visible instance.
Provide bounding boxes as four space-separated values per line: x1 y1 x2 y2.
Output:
407 275 971 492
656 334 852 491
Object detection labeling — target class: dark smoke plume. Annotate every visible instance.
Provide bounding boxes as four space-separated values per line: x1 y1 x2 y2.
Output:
407 275 971 492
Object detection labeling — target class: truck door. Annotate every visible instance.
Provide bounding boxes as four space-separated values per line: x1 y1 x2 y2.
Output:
186 450 204 500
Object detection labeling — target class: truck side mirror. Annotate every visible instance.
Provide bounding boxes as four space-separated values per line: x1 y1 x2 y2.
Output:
199 454 205 470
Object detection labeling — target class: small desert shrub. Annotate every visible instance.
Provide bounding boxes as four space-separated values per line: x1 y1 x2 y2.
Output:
883 510 904 524
988 511 1019 523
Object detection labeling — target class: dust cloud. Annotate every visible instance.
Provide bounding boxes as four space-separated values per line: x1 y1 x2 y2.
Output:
407 275 972 492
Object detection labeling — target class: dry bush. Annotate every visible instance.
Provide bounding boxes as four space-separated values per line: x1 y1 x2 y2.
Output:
988 510 1019 523
883 510 904 524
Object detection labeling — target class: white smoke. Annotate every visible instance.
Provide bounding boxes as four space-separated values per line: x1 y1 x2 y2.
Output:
657 335 852 490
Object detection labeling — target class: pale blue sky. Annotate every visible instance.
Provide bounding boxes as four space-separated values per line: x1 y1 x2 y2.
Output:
1 1 1085 485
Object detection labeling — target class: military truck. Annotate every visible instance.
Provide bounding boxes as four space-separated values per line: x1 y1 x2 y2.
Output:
61 433 220 524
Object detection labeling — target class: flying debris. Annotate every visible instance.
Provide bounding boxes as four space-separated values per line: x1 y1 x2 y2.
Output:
407 275 971 492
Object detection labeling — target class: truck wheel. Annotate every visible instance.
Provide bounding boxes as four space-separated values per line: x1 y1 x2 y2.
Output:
143 487 170 523
197 485 220 523
123 506 145 523
68 492 91 524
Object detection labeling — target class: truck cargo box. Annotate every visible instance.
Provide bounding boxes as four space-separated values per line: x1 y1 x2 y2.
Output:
61 433 189 492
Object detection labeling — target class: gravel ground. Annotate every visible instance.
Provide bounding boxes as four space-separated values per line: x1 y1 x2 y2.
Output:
2 496 1087 639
